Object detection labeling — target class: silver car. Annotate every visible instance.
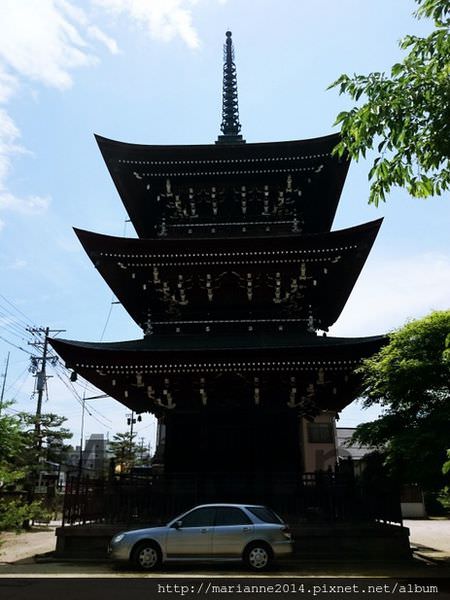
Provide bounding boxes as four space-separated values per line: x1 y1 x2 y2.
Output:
109 503 293 571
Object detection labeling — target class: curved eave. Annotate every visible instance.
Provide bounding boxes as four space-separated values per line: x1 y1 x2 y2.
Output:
95 132 350 238
74 218 382 252
95 132 343 159
73 219 381 331
50 333 386 363
49 334 385 414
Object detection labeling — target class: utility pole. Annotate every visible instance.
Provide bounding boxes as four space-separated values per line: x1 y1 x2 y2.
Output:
126 412 142 468
0 352 10 416
28 327 64 450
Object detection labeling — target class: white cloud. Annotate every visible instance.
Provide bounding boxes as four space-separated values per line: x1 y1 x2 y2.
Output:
330 252 450 337
0 0 100 90
93 0 200 49
0 192 50 215
0 67 18 103
0 0 202 230
87 25 120 54
0 109 49 223
0 0 120 229
6 258 28 270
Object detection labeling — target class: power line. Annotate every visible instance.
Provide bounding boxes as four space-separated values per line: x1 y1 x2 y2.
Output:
0 294 38 329
54 371 112 430
0 335 40 358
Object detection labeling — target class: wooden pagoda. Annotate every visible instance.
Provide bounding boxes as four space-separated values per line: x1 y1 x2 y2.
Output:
50 32 385 509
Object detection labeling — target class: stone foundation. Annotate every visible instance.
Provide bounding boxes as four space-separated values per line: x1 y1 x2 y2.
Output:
54 521 411 560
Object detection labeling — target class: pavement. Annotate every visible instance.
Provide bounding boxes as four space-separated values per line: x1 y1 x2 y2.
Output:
0 519 449 578
404 518 450 564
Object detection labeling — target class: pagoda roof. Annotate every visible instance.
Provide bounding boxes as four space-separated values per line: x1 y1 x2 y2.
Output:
95 133 350 238
50 332 385 356
74 218 382 334
49 333 385 415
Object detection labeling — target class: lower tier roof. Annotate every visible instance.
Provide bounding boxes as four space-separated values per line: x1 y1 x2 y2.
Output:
49 333 385 417
50 332 384 353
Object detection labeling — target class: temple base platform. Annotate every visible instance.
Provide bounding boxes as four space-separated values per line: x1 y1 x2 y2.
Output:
54 521 411 561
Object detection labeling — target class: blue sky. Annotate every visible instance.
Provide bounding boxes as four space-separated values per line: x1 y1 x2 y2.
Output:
0 0 449 450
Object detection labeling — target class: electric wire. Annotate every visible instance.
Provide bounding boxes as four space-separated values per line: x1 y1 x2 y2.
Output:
99 218 128 342
52 362 112 422
0 294 39 329
54 371 111 430
0 335 40 358
0 314 36 341
5 366 30 395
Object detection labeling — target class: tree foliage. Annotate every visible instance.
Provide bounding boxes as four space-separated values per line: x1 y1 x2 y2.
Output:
330 0 450 205
109 431 142 473
0 406 72 530
353 310 450 492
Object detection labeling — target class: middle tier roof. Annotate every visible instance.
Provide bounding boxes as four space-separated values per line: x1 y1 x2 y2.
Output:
75 218 382 335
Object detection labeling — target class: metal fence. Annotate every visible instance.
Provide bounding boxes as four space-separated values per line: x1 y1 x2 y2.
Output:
61 470 402 527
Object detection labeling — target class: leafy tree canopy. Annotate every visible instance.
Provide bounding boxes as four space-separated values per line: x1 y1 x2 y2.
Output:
353 310 450 492
330 0 450 205
109 431 143 473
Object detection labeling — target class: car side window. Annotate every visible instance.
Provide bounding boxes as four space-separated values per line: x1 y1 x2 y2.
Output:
180 507 216 527
215 507 252 526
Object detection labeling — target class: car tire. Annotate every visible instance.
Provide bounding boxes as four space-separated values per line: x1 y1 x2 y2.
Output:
131 540 162 571
243 542 272 571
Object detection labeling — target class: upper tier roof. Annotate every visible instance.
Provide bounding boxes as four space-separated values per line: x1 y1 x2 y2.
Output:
75 218 382 335
96 133 350 239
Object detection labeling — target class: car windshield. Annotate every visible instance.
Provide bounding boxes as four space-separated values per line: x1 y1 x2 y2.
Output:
246 506 283 524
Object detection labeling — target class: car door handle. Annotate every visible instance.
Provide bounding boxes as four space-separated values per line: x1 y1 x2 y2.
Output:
242 527 252 532
201 528 209 533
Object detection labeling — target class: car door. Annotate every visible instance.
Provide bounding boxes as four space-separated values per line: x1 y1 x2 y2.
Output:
166 506 216 557
212 506 254 557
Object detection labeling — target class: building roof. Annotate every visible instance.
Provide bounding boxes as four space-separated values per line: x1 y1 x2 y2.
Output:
336 427 375 461
74 218 382 334
50 332 385 355
49 334 385 415
95 133 350 238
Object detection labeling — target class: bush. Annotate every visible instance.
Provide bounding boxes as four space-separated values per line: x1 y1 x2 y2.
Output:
0 498 52 532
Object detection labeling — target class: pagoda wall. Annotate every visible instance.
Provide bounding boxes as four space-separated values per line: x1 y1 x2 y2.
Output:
162 407 301 476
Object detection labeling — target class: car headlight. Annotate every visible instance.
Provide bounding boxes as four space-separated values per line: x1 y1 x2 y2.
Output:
112 533 125 544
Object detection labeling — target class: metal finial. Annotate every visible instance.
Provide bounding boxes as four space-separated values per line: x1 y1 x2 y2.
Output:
216 31 245 144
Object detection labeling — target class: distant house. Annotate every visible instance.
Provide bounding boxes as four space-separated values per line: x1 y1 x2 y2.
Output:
336 427 426 518
336 427 377 476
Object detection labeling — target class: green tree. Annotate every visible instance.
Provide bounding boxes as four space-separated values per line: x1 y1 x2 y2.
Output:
330 0 450 205
17 412 72 469
353 310 450 499
109 431 142 474
0 404 26 488
0 405 52 531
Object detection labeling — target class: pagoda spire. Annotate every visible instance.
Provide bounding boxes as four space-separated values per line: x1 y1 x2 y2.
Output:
216 31 245 144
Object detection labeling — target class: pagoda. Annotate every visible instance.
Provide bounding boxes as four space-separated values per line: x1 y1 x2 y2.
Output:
50 32 384 513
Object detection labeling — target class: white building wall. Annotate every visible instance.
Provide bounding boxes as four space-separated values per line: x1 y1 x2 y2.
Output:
301 411 337 472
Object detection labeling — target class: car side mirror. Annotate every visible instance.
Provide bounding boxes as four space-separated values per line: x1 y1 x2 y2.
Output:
173 520 183 529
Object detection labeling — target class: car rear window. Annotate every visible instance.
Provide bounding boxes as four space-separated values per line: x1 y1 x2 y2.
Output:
246 506 283 524
215 507 252 526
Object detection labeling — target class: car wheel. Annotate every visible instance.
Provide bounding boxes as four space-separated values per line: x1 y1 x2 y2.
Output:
244 542 272 571
131 541 161 571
